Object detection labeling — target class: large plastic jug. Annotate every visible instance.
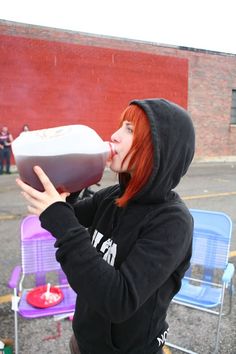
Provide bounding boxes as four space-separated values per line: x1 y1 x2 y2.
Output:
12 125 115 193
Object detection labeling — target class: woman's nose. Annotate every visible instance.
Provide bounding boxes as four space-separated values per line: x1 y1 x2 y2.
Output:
111 129 121 143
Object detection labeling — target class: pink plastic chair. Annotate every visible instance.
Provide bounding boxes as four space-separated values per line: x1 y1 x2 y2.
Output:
8 215 76 354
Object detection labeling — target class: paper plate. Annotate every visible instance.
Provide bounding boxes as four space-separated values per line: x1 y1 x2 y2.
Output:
26 285 64 308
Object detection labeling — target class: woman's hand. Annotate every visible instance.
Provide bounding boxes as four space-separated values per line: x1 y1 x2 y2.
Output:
16 166 70 216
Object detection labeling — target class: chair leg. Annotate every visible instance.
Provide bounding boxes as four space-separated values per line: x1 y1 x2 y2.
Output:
213 285 226 354
12 289 19 354
165 341 198 354
228 281 234 314
14 310 19 354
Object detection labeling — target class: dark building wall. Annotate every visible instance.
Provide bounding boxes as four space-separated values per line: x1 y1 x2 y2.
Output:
153 47 236 158
0 20 236 159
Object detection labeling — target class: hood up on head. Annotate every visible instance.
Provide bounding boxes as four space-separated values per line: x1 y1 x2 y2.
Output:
129 98 195 203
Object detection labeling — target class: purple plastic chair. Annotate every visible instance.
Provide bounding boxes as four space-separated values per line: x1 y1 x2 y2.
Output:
8 215 76 354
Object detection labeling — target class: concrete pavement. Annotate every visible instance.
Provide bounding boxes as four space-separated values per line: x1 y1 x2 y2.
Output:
0 161 235 353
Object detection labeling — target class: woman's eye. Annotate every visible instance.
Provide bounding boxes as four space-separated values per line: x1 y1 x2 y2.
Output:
126 125 133 133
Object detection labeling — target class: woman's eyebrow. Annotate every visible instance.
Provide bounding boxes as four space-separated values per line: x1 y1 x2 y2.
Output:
124 121 133 126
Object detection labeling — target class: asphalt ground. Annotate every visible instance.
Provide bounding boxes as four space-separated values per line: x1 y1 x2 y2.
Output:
0 161 235 354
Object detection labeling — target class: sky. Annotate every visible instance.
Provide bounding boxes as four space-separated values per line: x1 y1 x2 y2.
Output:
1 0 236 55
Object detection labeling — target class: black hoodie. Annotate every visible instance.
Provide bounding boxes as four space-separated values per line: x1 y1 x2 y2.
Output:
40 98 195 354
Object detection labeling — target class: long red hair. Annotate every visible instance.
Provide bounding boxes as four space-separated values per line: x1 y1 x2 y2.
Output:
116 104 154 207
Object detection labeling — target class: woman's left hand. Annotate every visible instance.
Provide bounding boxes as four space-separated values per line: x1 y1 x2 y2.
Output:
16 165 70 216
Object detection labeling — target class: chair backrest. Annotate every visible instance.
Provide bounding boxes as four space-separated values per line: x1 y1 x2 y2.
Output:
20 215 67 286
187 209 232 282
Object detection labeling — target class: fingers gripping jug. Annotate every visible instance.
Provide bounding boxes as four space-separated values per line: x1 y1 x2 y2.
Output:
12 125 115 193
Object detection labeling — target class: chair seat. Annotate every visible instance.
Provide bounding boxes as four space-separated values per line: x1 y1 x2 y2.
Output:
19 286 76 318
174 279 222 308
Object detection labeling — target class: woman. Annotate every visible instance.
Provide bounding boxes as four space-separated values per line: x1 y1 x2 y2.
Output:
16 98 195 354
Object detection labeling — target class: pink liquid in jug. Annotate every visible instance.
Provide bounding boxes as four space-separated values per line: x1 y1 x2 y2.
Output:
16 152 108 193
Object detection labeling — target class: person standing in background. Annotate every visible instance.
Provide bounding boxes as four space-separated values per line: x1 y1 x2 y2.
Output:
0 126 13 174
22 124 30 132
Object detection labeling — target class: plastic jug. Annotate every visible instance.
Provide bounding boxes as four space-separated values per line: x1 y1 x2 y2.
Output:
12 125 115 193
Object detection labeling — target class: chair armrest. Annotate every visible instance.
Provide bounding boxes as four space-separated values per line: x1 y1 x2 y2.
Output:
8 265 22 289
222 263 235 286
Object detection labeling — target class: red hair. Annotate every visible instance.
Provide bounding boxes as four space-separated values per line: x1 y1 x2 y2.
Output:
116 104 154 207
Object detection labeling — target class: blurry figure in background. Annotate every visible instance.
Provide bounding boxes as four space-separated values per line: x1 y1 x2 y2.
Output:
0 126 13 174
22 124 30 132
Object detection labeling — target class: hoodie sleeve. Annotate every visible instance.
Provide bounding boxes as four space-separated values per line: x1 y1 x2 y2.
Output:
68 185 119 227
39 201 192 323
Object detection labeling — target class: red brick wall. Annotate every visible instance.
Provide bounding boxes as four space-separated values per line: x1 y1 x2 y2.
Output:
0 26 187 145
1 20 236 159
